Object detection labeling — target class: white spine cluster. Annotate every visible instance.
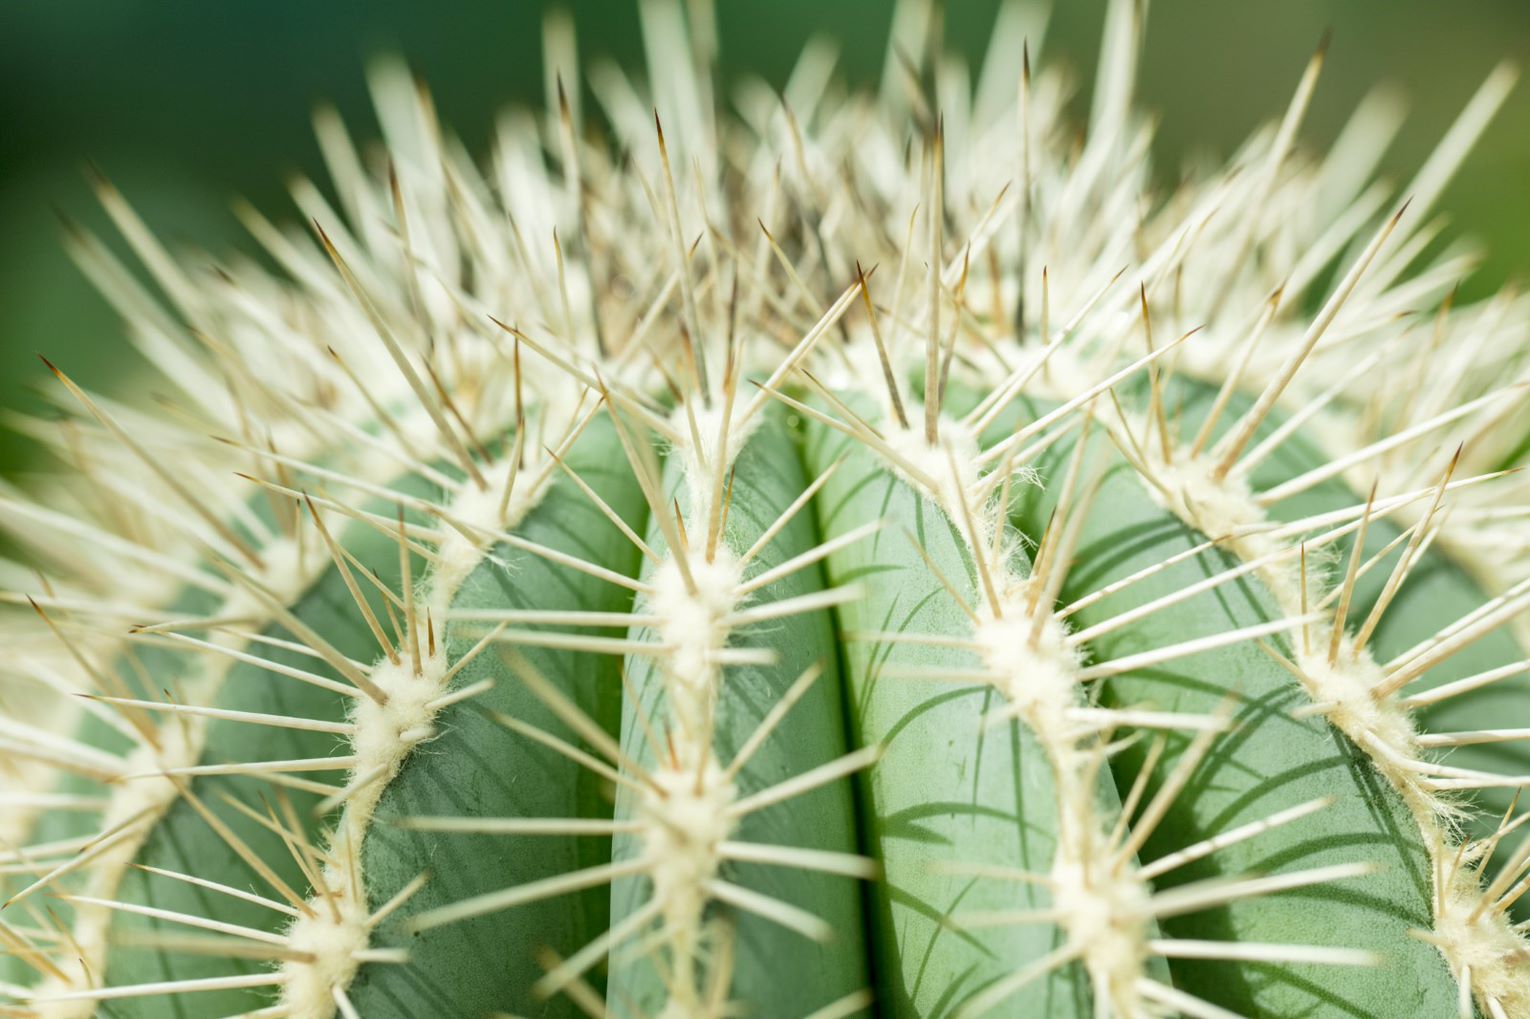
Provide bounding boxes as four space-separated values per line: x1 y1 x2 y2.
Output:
637 540 746 1009
24 529 334 1019
1130 428 1530 1015
275 417 585 1017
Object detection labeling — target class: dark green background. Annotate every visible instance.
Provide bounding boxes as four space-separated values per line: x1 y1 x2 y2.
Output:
3 1 1527 472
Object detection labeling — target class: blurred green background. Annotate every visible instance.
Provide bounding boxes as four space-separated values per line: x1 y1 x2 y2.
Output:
3 0 1527 475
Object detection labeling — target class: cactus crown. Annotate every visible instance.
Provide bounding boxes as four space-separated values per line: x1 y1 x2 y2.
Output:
2 2 1529 1018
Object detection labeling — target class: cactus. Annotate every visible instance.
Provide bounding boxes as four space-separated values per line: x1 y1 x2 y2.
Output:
3 1 1529 1017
